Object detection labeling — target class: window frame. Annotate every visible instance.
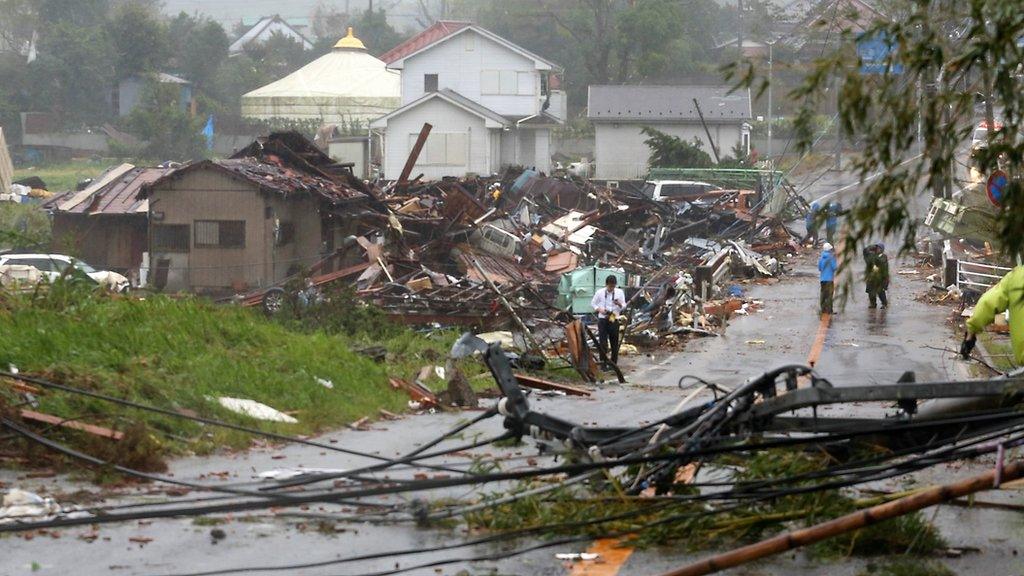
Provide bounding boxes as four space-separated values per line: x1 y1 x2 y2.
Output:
194 220 246 249
152 224 190 253
424 73 438 93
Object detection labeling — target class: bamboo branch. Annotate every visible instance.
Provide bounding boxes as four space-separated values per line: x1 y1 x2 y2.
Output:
657 458 1024 576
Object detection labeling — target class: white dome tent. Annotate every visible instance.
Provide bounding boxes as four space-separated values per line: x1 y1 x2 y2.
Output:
241 28 401 126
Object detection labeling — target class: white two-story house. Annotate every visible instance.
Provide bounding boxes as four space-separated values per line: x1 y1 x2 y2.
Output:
370 21 566 180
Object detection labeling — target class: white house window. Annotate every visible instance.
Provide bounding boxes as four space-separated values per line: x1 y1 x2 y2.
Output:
481 70 521 95
411 132 468 166
424 73 438 92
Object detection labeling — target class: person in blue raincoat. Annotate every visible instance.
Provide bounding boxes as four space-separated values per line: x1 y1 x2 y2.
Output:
818 242 838 315
803 202 821 246
826 201 842 244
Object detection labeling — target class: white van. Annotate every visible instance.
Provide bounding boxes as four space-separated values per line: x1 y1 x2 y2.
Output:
641 180 722 202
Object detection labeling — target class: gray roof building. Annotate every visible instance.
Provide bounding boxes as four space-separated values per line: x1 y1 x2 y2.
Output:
587 85 752 123
587 85 753 180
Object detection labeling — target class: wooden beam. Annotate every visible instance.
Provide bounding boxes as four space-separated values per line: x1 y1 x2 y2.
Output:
19 410 124 441
514 373 591 397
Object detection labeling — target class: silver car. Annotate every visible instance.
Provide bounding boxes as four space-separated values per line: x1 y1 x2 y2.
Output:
0 253 130 292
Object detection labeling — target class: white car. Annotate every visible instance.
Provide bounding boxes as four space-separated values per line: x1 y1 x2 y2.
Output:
641 180 723 202
0 253 130 292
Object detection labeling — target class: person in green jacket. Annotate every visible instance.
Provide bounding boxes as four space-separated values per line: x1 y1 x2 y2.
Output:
863 243 890 309
961 266 1024 365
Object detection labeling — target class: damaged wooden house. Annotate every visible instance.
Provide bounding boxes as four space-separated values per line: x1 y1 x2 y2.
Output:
140 132 380 294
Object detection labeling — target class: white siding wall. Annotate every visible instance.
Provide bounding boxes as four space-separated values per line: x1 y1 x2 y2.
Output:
534 128 551 173
593 122 744 180
382 98 490 180
401 30 540 118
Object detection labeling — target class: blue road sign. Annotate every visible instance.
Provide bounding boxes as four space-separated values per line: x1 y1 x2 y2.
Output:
857 33 903 75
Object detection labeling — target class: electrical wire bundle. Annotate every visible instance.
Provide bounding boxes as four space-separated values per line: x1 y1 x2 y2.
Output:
3 361 1024 576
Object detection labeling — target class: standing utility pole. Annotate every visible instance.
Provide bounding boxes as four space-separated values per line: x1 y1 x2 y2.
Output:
766 41 774 163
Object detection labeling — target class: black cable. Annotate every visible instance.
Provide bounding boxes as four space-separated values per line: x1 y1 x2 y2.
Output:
0 371 463 475
0 417 390 504
158 428 1024 576
8 410 1023 534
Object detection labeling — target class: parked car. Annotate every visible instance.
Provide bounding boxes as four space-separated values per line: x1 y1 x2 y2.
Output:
0 253 130 292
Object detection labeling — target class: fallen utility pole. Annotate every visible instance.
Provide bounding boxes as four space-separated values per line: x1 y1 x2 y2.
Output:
397 123 432 191
657 456 1024 576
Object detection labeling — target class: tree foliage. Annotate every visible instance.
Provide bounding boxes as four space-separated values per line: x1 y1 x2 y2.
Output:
733 0 1024 260
106 1 169 79
458 0 728 107
127 81 205 161
642 126 714 169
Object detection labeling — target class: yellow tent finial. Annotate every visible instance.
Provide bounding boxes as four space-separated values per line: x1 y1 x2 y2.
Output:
334 27 366 50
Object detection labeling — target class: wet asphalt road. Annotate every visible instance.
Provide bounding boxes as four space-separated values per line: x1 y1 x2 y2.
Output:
4 163 1024 576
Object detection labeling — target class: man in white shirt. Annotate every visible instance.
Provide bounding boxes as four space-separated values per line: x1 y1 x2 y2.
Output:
591 274 626 369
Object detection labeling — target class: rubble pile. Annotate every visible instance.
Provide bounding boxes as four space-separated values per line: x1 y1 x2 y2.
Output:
245 162 808 359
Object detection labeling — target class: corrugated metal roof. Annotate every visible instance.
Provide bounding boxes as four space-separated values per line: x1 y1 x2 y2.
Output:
48 166 174 215
587 85 752 122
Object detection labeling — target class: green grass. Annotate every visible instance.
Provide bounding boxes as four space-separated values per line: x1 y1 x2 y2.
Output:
0 289 417 467
0 202 50 250
13 160 110 193
978 332 1018 371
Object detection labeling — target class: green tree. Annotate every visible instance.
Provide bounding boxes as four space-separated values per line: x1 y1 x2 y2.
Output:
178 18 230 89
127 81 205 161
642 126 713 169
742 0 1024 258
106 1 169 79
28 21 115 125
243 31 311 82
351 8 407 56
35 0 109 27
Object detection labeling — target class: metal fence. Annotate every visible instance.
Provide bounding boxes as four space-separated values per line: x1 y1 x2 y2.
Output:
956 259 1012 293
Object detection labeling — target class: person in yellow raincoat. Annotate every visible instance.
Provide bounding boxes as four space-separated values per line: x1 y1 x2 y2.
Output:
961 266 1024 365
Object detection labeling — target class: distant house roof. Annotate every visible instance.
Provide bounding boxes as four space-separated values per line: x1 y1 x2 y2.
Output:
587 85 752 123
46 164 174 215
380 21 558 71
229 14 314 54
379 20 470 64
779 0 885 48
370 88 511 129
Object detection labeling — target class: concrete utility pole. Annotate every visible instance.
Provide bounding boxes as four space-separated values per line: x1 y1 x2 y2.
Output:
736 0 744 53
766 40 774 163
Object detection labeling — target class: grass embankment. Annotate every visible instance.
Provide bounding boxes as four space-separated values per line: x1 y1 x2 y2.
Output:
0 285 487 470
13 160 108 193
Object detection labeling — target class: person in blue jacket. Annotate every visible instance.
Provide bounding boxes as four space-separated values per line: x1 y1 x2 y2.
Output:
826 201 842 244
818 242 838 315
803 202 820 246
